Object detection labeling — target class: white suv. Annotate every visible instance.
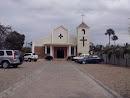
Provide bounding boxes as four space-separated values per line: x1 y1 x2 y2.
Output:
24 53 38 62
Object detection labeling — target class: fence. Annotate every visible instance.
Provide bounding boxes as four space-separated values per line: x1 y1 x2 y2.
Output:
102 54 130 67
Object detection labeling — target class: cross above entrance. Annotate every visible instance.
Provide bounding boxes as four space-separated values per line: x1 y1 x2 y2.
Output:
80 36 87 47
58 34 63 39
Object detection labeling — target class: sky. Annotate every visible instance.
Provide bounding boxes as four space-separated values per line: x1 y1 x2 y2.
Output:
0 0 130 46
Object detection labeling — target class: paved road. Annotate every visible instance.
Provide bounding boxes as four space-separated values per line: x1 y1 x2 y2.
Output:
6 61 117 98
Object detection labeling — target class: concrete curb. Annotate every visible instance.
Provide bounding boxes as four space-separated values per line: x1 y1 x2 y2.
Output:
0 64 47 98
74 64 123 98
37 59 45 62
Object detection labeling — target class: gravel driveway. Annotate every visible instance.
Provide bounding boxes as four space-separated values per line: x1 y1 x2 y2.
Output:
0 61 121 98
0 60 45 93
73 62 130 98
0 60 128 98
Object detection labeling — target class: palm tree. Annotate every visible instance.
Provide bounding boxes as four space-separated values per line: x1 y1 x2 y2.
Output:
105 29 115 45
112 35 118 45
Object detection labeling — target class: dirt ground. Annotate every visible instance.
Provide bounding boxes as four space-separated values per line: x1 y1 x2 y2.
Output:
73 62 130 98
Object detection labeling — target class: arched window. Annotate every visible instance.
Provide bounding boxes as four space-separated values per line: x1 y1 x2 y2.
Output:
81 29 85 35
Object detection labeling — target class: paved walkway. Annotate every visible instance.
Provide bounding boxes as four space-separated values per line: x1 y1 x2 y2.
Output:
7 61 118 98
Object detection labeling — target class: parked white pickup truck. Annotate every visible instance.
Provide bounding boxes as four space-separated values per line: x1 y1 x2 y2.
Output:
73 54 89 61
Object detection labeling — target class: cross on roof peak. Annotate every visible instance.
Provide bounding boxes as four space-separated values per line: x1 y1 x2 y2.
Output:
81 13 85 22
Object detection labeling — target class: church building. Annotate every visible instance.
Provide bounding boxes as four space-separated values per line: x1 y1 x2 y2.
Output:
32 21 90 59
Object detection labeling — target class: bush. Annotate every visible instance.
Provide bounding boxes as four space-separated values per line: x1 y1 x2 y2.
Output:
45 56 53 61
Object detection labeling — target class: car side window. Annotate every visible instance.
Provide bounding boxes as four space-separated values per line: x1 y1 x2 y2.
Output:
24 54 31 56
14 51 20 55
88 56 93 59
85 55 88 58
24 54 27 56
0 51 4 56
6 51 13 56
80 55 84 57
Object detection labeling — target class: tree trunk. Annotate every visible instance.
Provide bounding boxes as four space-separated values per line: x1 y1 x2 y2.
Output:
109 35 110 45
106 54 107 64
126 56 128 67
114 53 115 65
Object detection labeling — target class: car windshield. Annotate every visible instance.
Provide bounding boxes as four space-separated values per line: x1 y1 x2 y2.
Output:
24 54 31 56
88 55 99 59
80 55 84 57
92 57 98 58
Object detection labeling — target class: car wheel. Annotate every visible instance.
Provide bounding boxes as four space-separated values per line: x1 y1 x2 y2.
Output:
28 58 32 62
82 61 86 64
13 65 18 68
34 59 37 62
2 61 10 69
75 60 78 62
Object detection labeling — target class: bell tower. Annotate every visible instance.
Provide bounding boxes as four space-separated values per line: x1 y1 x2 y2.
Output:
77 21 90 55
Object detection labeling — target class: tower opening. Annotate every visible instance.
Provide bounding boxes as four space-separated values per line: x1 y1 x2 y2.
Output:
81 29 85 34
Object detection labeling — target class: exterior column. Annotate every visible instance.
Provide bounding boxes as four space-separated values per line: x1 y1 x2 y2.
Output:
67 46 69 57
45 46 47 54
69 46 71 56
50 46 53 56
74 46 76 56
32 43 34 53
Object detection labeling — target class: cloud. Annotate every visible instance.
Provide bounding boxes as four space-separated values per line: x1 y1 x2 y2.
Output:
0 0 129 46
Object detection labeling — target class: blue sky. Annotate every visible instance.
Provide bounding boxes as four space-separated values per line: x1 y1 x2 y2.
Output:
0 0 130 46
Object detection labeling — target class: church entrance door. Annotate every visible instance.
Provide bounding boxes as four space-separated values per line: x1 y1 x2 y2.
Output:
57 48 64 58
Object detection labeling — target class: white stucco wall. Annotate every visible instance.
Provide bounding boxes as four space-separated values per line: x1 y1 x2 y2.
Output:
53 26 68 44
69 35 77 44
32 35 51 53
77 27 90 54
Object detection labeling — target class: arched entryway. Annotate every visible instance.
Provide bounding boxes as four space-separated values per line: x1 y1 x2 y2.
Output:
57 48 64 58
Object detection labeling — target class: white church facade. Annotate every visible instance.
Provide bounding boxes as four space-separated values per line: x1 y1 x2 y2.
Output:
32 22 90 59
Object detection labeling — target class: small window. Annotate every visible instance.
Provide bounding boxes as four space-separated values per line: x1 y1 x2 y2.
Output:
47 47 50 54
0 51 4 56
6 51 12 56
81 29 85 35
